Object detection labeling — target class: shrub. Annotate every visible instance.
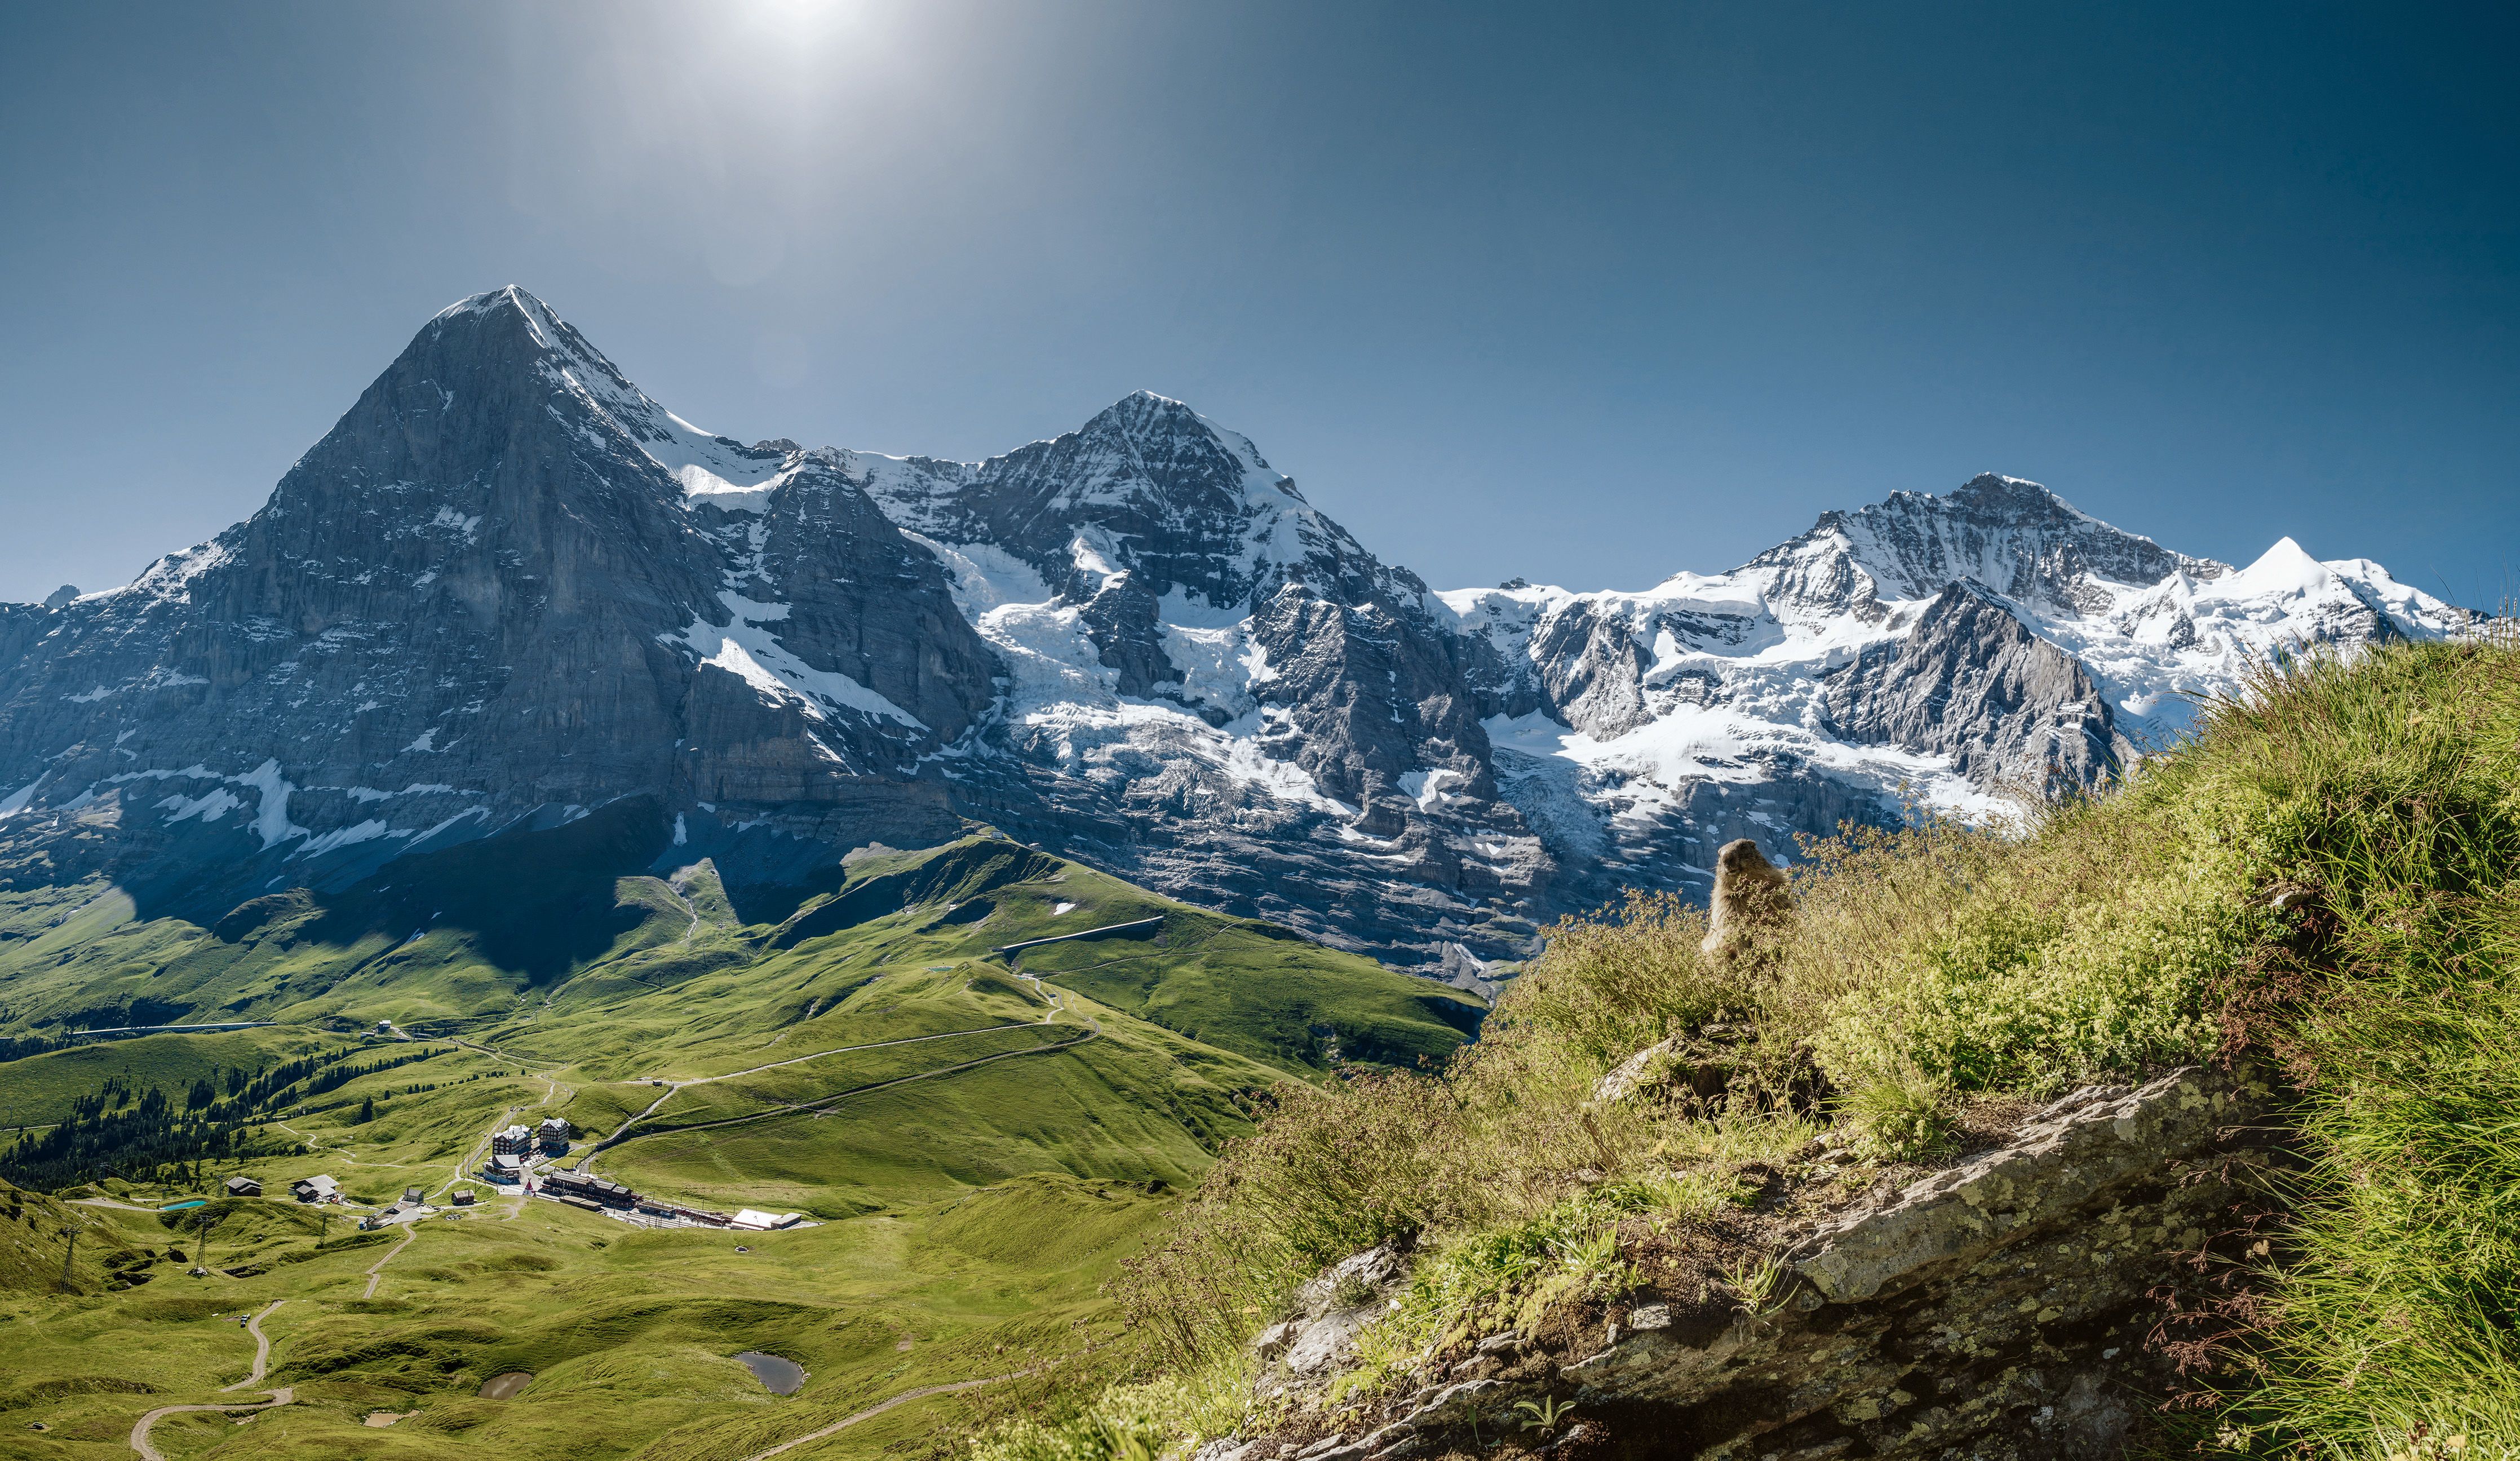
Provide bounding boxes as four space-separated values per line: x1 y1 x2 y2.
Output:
1500 889 1744 1065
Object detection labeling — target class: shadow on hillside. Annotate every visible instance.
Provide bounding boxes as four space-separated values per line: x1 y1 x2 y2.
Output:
113 797 675 994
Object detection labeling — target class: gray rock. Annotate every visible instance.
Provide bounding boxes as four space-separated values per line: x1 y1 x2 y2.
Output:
1819 582 2130 792
1591 1040 1729 1106
1791 1066 2248 1303
1592 1038 1682 1104
1544 1063 2271 1459
1255 1246 1407 1397
1398 1377 1502 1428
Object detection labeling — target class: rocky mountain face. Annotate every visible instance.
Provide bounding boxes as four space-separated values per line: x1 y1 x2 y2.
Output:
0 289 2476 978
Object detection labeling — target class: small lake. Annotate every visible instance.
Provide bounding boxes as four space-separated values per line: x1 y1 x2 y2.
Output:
733 1351 805 1394
477 1371 533 1400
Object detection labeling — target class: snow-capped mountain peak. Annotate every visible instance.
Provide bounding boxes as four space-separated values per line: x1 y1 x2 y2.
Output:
1438 478 2479 922
2211 535 2331 600
428 285 793 512
0 290 2481 979
1751 472 2215 619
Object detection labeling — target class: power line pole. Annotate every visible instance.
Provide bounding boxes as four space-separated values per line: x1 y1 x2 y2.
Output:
59 1225 75 1288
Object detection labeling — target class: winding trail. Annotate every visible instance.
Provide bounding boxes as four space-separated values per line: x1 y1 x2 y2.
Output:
128 1301 291 1459
362 1223 417 1299
734 1371 1022 1461
223 1301 284 1391
665 867 710 946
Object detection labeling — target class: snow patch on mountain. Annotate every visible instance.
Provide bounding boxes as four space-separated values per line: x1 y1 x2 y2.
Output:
666 591 927 728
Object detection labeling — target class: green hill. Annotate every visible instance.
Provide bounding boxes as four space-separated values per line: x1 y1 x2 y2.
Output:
0 830 1483 1458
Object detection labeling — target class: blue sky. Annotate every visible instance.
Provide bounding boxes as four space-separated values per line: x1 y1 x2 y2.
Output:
2 1 2513 606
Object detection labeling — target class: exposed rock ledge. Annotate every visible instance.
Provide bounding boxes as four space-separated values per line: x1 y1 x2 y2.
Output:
1208 1065 2271 1461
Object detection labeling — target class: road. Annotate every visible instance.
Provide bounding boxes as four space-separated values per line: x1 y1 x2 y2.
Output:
128 1388 295 1460
735 1371 1021 1461
582 978 1102 1167
222 1301 284 1391
127 1301 291 1459
575 985 1079 1167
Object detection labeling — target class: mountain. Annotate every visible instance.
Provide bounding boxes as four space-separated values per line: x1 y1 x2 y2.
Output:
0 290 2478 986
1442 476 2471 917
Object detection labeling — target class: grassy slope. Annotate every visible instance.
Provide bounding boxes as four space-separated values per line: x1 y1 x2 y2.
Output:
0 1026 330 1128
0 831 1482 1460
1009 635 2520 1461
0 1176 1160 1461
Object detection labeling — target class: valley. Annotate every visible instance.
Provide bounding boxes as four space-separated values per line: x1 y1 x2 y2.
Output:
0 835 1480 1459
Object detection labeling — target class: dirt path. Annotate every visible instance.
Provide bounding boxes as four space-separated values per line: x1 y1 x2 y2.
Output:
734 1371 1020 1461
269 1119 412 1171
222 1300 284 1390
129 1301 291 1459
587 1023 1098 1162
362 1223 417 1299
129 1388 294 1460
578 1011 1073 1167
665 866 710 945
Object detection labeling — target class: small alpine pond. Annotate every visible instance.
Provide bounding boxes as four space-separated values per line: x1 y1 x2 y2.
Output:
733 1351 806 1394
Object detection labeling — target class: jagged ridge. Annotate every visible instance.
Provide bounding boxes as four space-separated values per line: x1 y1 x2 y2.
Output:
0 290 2478 977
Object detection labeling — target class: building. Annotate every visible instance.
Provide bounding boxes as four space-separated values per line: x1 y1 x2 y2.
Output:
729 1208 805 1232
479 1153 525 1184
541 1169 636 1209
402 1186 424 1206
224 1176 262 1198
451 1189 476 1206
535 1116 573 1155
290 1175 340 1203
491 1123 533 1155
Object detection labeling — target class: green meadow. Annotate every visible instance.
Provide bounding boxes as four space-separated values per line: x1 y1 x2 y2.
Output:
0 832 1483 1459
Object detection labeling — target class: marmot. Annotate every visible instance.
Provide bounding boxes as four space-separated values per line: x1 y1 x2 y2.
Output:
1701 838 1790 957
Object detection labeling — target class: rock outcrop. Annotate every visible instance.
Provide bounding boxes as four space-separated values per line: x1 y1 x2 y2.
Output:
1229 1065 2272 1461
1253 1246 1410 1398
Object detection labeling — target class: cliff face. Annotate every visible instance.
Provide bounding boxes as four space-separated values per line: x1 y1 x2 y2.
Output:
0 290 2477 970
0 289 989 911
